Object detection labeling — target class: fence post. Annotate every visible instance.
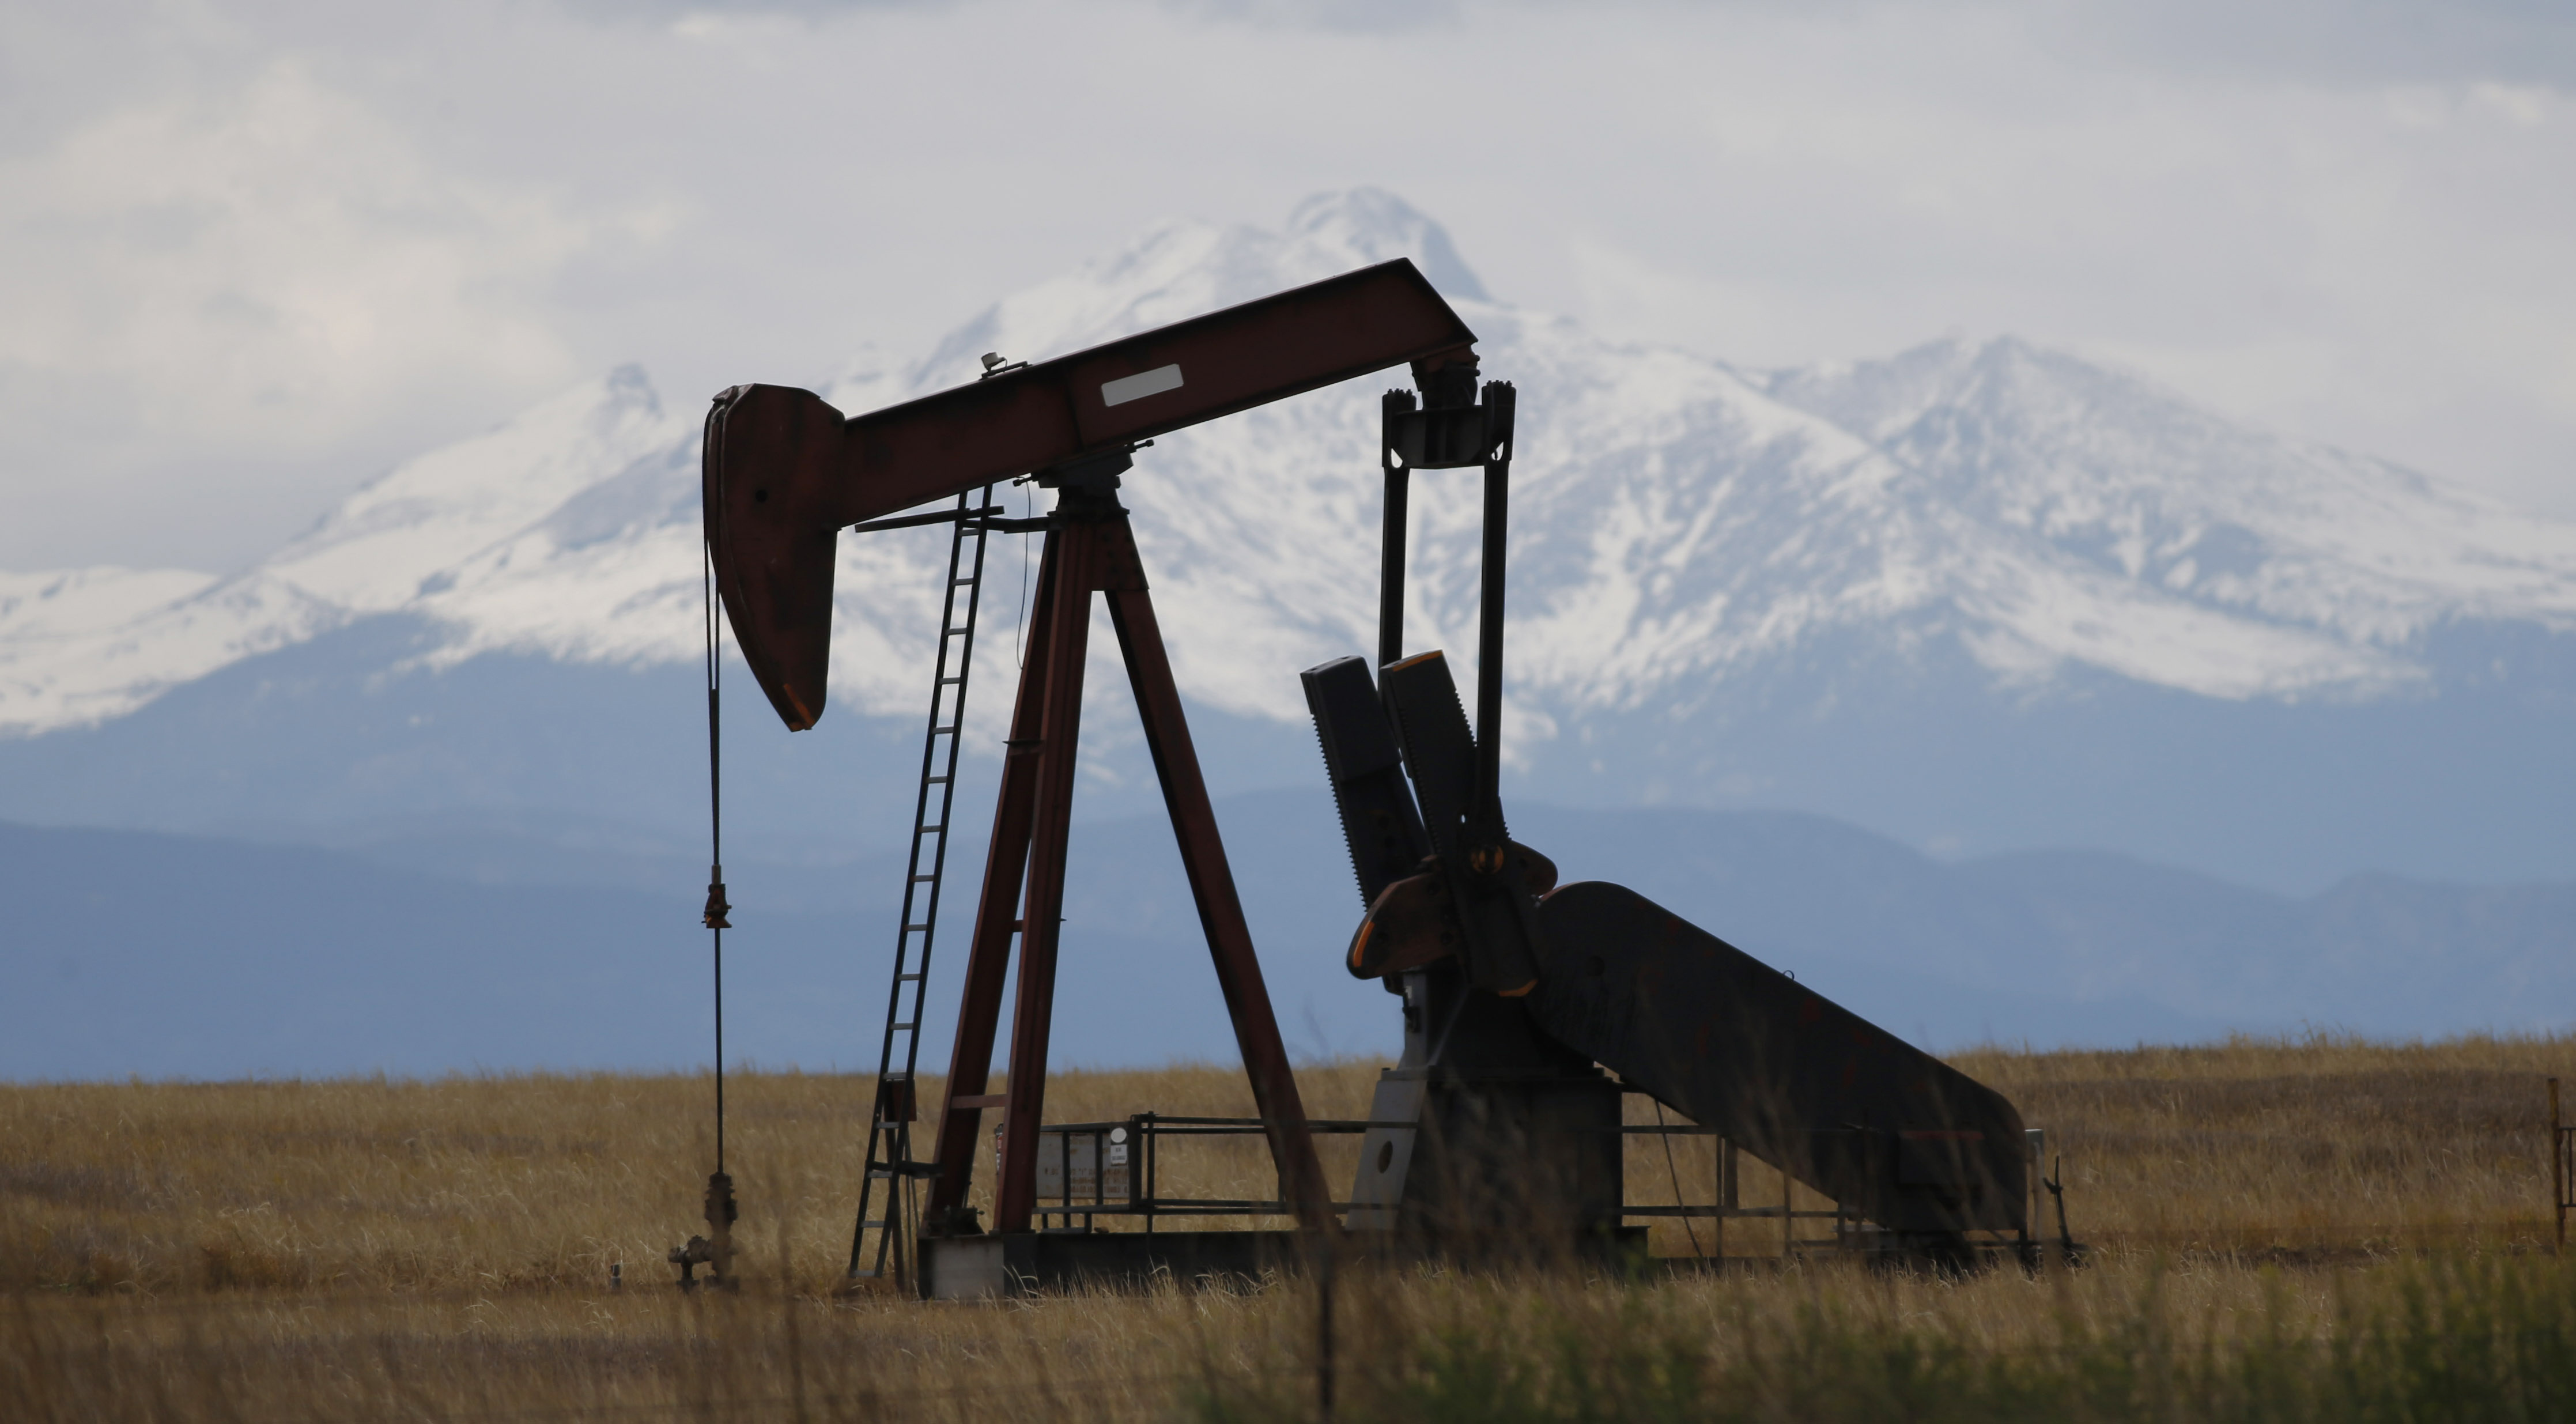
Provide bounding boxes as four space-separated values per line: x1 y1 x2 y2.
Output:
2552 1077 2564 1255
1714 1136 1730 1260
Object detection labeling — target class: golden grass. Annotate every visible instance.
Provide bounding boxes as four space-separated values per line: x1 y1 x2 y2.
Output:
1954 1030 2567 1252
4 1032 2573 1420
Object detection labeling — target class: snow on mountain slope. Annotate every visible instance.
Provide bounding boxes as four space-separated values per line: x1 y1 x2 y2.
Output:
1086 303 2424 727
0 564 341 734
0 565 228 731
263 365 685 615
1761 339 2576 656
6 188 2576 751
0 368 685 735
0 566 218 640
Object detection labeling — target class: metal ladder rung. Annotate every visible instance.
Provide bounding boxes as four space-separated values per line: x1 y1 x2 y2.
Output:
924 776 950 785
897 972 924 983
892 1021 917 1032
903 923 932 933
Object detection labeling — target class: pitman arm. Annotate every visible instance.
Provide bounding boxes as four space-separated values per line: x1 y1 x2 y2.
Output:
701 258 1479 731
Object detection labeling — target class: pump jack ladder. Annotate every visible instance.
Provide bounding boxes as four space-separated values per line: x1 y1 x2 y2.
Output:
845 485 995 1286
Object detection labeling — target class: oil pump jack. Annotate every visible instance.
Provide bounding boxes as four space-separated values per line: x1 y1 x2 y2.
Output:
702 259 2052 1297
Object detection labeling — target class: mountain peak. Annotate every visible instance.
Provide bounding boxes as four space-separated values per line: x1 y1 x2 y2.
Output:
260 366 677 616
1283 188 1489 301
912 190 1490 388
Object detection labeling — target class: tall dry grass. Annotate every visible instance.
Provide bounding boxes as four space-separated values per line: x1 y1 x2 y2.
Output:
1955 1030 2567 1253
3 1032 2573 1420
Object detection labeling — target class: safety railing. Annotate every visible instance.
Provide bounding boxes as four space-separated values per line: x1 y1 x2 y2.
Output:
1019 1108 2046 1262
1023 1115 1394 1232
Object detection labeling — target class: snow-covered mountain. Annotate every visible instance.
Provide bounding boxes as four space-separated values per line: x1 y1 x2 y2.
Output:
6 190 2575 893
0 367 692 732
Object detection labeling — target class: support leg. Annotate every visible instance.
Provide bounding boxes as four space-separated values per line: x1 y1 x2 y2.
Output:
1782 1161 1793 1259
991 523 1102 1234
1102 520 1335 1232
922 535 1062 1232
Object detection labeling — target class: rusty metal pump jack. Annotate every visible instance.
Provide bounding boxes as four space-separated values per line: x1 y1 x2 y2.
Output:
704 259 2055 1293
703 262 1480 1291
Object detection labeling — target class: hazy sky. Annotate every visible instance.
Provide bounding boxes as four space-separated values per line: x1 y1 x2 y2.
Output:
4 0 2571 573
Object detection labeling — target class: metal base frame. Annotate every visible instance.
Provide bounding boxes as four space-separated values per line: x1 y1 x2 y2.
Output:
916 1227 1655 1300
918 1230 1308 1300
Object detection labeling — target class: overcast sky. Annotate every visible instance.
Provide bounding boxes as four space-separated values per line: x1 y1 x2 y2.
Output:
4 0 2571 573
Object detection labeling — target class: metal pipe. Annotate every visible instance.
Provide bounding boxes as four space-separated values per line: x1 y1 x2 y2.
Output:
1474 383 1515 820
1380 466 1410 671
849 504 1004 533
1378 389 1416 671
992 511 1103 1234
920 535 1063 1239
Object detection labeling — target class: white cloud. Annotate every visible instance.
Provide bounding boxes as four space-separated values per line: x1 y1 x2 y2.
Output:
1 0 2571 572
0 60 592 438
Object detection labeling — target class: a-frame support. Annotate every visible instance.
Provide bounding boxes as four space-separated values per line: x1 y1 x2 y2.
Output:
920 478 1335 1244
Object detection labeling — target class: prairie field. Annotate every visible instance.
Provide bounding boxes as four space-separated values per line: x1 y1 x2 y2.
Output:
6 1032 2576 1421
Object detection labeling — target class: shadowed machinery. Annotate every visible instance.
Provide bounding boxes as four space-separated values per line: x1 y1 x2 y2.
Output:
698 259 2061 1296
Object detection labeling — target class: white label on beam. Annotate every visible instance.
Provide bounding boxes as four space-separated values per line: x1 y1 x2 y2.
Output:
1100 364 1184 407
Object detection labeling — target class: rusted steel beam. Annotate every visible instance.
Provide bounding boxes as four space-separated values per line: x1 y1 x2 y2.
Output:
1105 562 1336 1234
1377 391 1413 671
921 535 1060 1234
990 515 1105 1236
1471 383 1516 846
702 259 1476 731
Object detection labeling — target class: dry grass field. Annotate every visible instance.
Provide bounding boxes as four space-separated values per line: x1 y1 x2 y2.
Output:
6 1032 2575 1420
